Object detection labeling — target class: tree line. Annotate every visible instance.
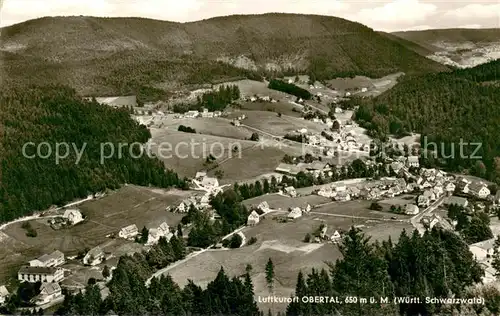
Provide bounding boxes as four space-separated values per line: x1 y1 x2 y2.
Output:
267 79 311 100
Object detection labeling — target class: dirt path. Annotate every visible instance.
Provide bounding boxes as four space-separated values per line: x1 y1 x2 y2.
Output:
0 196 95 232
145 225 247 285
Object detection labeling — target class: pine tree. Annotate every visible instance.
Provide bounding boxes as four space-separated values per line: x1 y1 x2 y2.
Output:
265 258 275 294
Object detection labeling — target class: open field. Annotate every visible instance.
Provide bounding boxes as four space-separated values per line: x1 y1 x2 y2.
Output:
149 127 307 184
151 116 253 140
325 72 404 97
0 185 187 283
165 204 414 314
230 110 327 137
237 100 303 117
312 200 411 221
149 128 258 178
207 146 300 184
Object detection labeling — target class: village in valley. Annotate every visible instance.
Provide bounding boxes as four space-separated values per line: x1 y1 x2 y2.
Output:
1 74 500 314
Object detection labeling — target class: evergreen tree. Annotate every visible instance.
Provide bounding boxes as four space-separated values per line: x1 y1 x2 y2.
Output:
265 258 275 294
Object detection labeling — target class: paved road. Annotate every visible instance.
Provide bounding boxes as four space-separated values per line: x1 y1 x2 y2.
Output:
145 225 247 285
0 195 95 232
410 196 446 235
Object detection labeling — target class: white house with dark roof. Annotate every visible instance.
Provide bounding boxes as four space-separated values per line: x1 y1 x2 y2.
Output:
18 266 64 283
284 186 297 197
30 250 65 268
288 207 302 219
119 224 139 240
63 209 84 225
83 246 105 266
34 282 62 305
146 222 172 246
417 195 430 208
468 183 490 199
405 204 419 215
406 156 419 168
247 211 260 226
258 201 270 212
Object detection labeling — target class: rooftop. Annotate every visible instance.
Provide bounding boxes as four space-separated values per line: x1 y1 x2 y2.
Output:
19 266 59 275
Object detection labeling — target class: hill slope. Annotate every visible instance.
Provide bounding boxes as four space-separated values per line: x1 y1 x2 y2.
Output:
391 28 500 68
0 14 448 100
352 59 500 181
0 85 187 223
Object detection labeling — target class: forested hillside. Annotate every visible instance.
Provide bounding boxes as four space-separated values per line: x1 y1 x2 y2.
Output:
352 59 500 182
0 14 449 101
0 85 187 222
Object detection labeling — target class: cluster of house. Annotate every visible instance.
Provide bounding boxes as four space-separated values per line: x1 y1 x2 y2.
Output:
168 172 227 220
246 200 313 225
275 161 332 179
49 209 85 229
247 201 272 226
115 221 173 246
292 121 369 156
242 95 277 103
174 108 222 119
16 250 65 306
231 114 246 126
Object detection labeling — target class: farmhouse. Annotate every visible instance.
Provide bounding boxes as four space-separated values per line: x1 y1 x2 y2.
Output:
29 250 65 268
406 156 420 168
445 196 469 208
284 186 297 197
201 177 219 189
288 207 302 219
63 209 84 225
247 211 260 226
405 204 419 215
18 266 64 283
330 230 341 241
469 183 490 199
417 195 430 208
34 282 62 306
335 191 351 202
422 190 436 201
83 246 105 266
119 224 139 239
257 201 270 212
146 222 172 246
0 285 9 305
195 171 207 180
444 182 456 193
199 194 211 207
185 110 199 118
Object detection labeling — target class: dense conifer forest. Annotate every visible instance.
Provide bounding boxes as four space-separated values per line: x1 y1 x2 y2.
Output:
0 85 187 222
351 60 500 182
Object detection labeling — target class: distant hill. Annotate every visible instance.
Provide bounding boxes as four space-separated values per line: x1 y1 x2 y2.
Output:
0 14 448 101
391 28 500 69
392 28 500 52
